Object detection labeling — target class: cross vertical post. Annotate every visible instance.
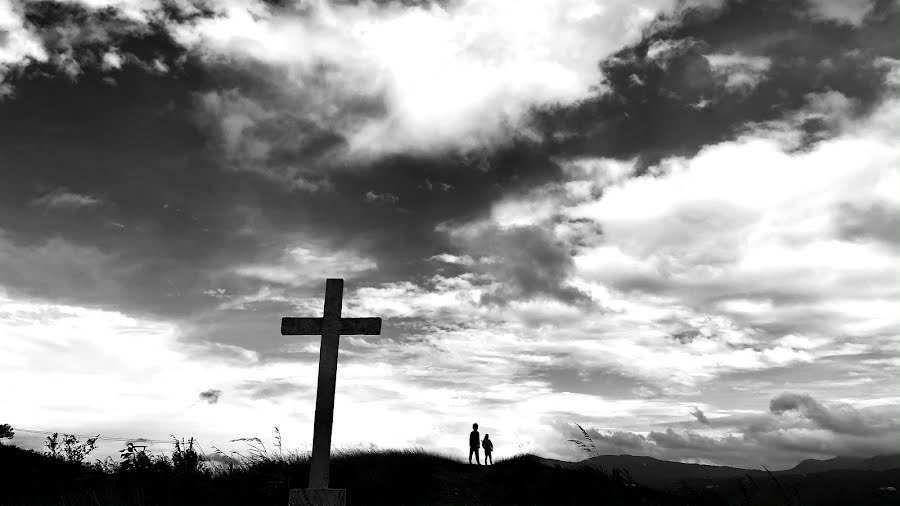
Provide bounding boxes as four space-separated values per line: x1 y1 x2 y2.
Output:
309 278 343 489
281 278 382 505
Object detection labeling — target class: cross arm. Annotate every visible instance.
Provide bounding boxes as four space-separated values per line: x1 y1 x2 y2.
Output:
281 317 382 336
339 317 382 335
281 317 323 335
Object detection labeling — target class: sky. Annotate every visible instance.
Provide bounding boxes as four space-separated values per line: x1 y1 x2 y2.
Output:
1 0 898 471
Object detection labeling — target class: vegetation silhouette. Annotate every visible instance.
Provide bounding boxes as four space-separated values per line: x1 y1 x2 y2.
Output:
1 426 898 505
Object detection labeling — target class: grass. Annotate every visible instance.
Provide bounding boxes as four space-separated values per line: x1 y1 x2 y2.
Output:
0 435 672 505
1 429 897 505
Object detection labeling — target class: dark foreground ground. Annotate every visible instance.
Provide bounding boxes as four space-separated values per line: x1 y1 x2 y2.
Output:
2 444 899 505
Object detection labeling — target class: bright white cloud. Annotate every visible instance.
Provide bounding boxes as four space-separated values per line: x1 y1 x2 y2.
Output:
0 0 48 96
234 242 377 287
172 0 677 157
704 52 771 92
423 91 900 452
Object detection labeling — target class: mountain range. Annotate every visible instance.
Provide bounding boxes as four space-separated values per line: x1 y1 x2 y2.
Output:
537 453 900 490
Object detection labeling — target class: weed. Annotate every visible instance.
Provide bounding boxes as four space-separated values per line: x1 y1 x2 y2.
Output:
43 432 99 463
0 423 13 442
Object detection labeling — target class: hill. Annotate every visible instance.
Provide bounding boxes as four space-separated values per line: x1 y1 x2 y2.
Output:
550 453 900 490
2 444 899 505
0 444 673 505
789 454 900 474
575 454 761 489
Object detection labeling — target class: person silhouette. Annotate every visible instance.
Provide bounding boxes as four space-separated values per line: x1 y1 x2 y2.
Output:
482 434 493 465
469 423 481 465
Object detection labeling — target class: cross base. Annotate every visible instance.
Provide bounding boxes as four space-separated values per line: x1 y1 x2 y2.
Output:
288 488 346 506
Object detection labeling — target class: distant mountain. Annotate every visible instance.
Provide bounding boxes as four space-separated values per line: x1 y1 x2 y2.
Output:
538 454 762 489
537 453 900 490
789 455 900 474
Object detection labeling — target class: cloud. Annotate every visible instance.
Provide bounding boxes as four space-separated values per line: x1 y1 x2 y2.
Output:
807 0 876 25
234 243 377 288
770 392 878 436
429 253 475 266
31 188 103 209
690 406 710 425
561 93 900 338
198 388 222 404
0 1 48 96
1 0 898 469
704 53 771 92
237 379 310 401
171 0 680 158
440 222 590 306
364 190 399 206
561 393 900 469
0 230 123 305
535 0 899 168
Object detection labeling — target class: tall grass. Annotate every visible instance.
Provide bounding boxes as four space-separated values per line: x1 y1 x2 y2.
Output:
2 424 889 505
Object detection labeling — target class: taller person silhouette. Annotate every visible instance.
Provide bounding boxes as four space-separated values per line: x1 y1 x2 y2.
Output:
469 423 481 465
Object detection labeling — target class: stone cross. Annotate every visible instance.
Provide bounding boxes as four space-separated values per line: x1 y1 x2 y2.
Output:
281 278 382 497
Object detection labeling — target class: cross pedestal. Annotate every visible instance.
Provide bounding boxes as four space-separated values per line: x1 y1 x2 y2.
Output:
288 489 346 506
281 279 382 506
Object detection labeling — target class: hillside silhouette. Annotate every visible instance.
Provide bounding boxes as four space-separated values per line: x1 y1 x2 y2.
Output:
2 443 900 505
541 453 900 490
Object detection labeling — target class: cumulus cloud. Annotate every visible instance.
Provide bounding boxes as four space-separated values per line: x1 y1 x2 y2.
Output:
198 388 222 404
424 89 900 400
171 0 679 158
769 392 880 436
562 93 900 338
3 0 898 469
0 1 48 96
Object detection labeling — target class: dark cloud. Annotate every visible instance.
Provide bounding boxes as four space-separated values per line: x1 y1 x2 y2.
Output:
534 0 900 169
769 392 878 436
690 406 711 425
448 225 590 306
198 388 222 404
648 427 725 451
13 0 894 326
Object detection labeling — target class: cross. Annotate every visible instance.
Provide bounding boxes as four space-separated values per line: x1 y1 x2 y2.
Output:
281 278 382 490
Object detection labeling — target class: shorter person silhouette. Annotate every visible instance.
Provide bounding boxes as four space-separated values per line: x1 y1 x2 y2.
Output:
469 423 480 465
482 434 493 465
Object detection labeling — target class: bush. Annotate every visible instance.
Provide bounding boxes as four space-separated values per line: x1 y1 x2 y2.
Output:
172 436 205 473
0 423 13 442
44 432 99 463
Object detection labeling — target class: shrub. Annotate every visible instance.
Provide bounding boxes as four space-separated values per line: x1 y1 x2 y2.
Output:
44 432 99 463
120 442 155 473
172 436 205 473
0 423 13 442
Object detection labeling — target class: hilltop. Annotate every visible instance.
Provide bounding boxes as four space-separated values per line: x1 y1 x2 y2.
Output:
2 444 899 505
